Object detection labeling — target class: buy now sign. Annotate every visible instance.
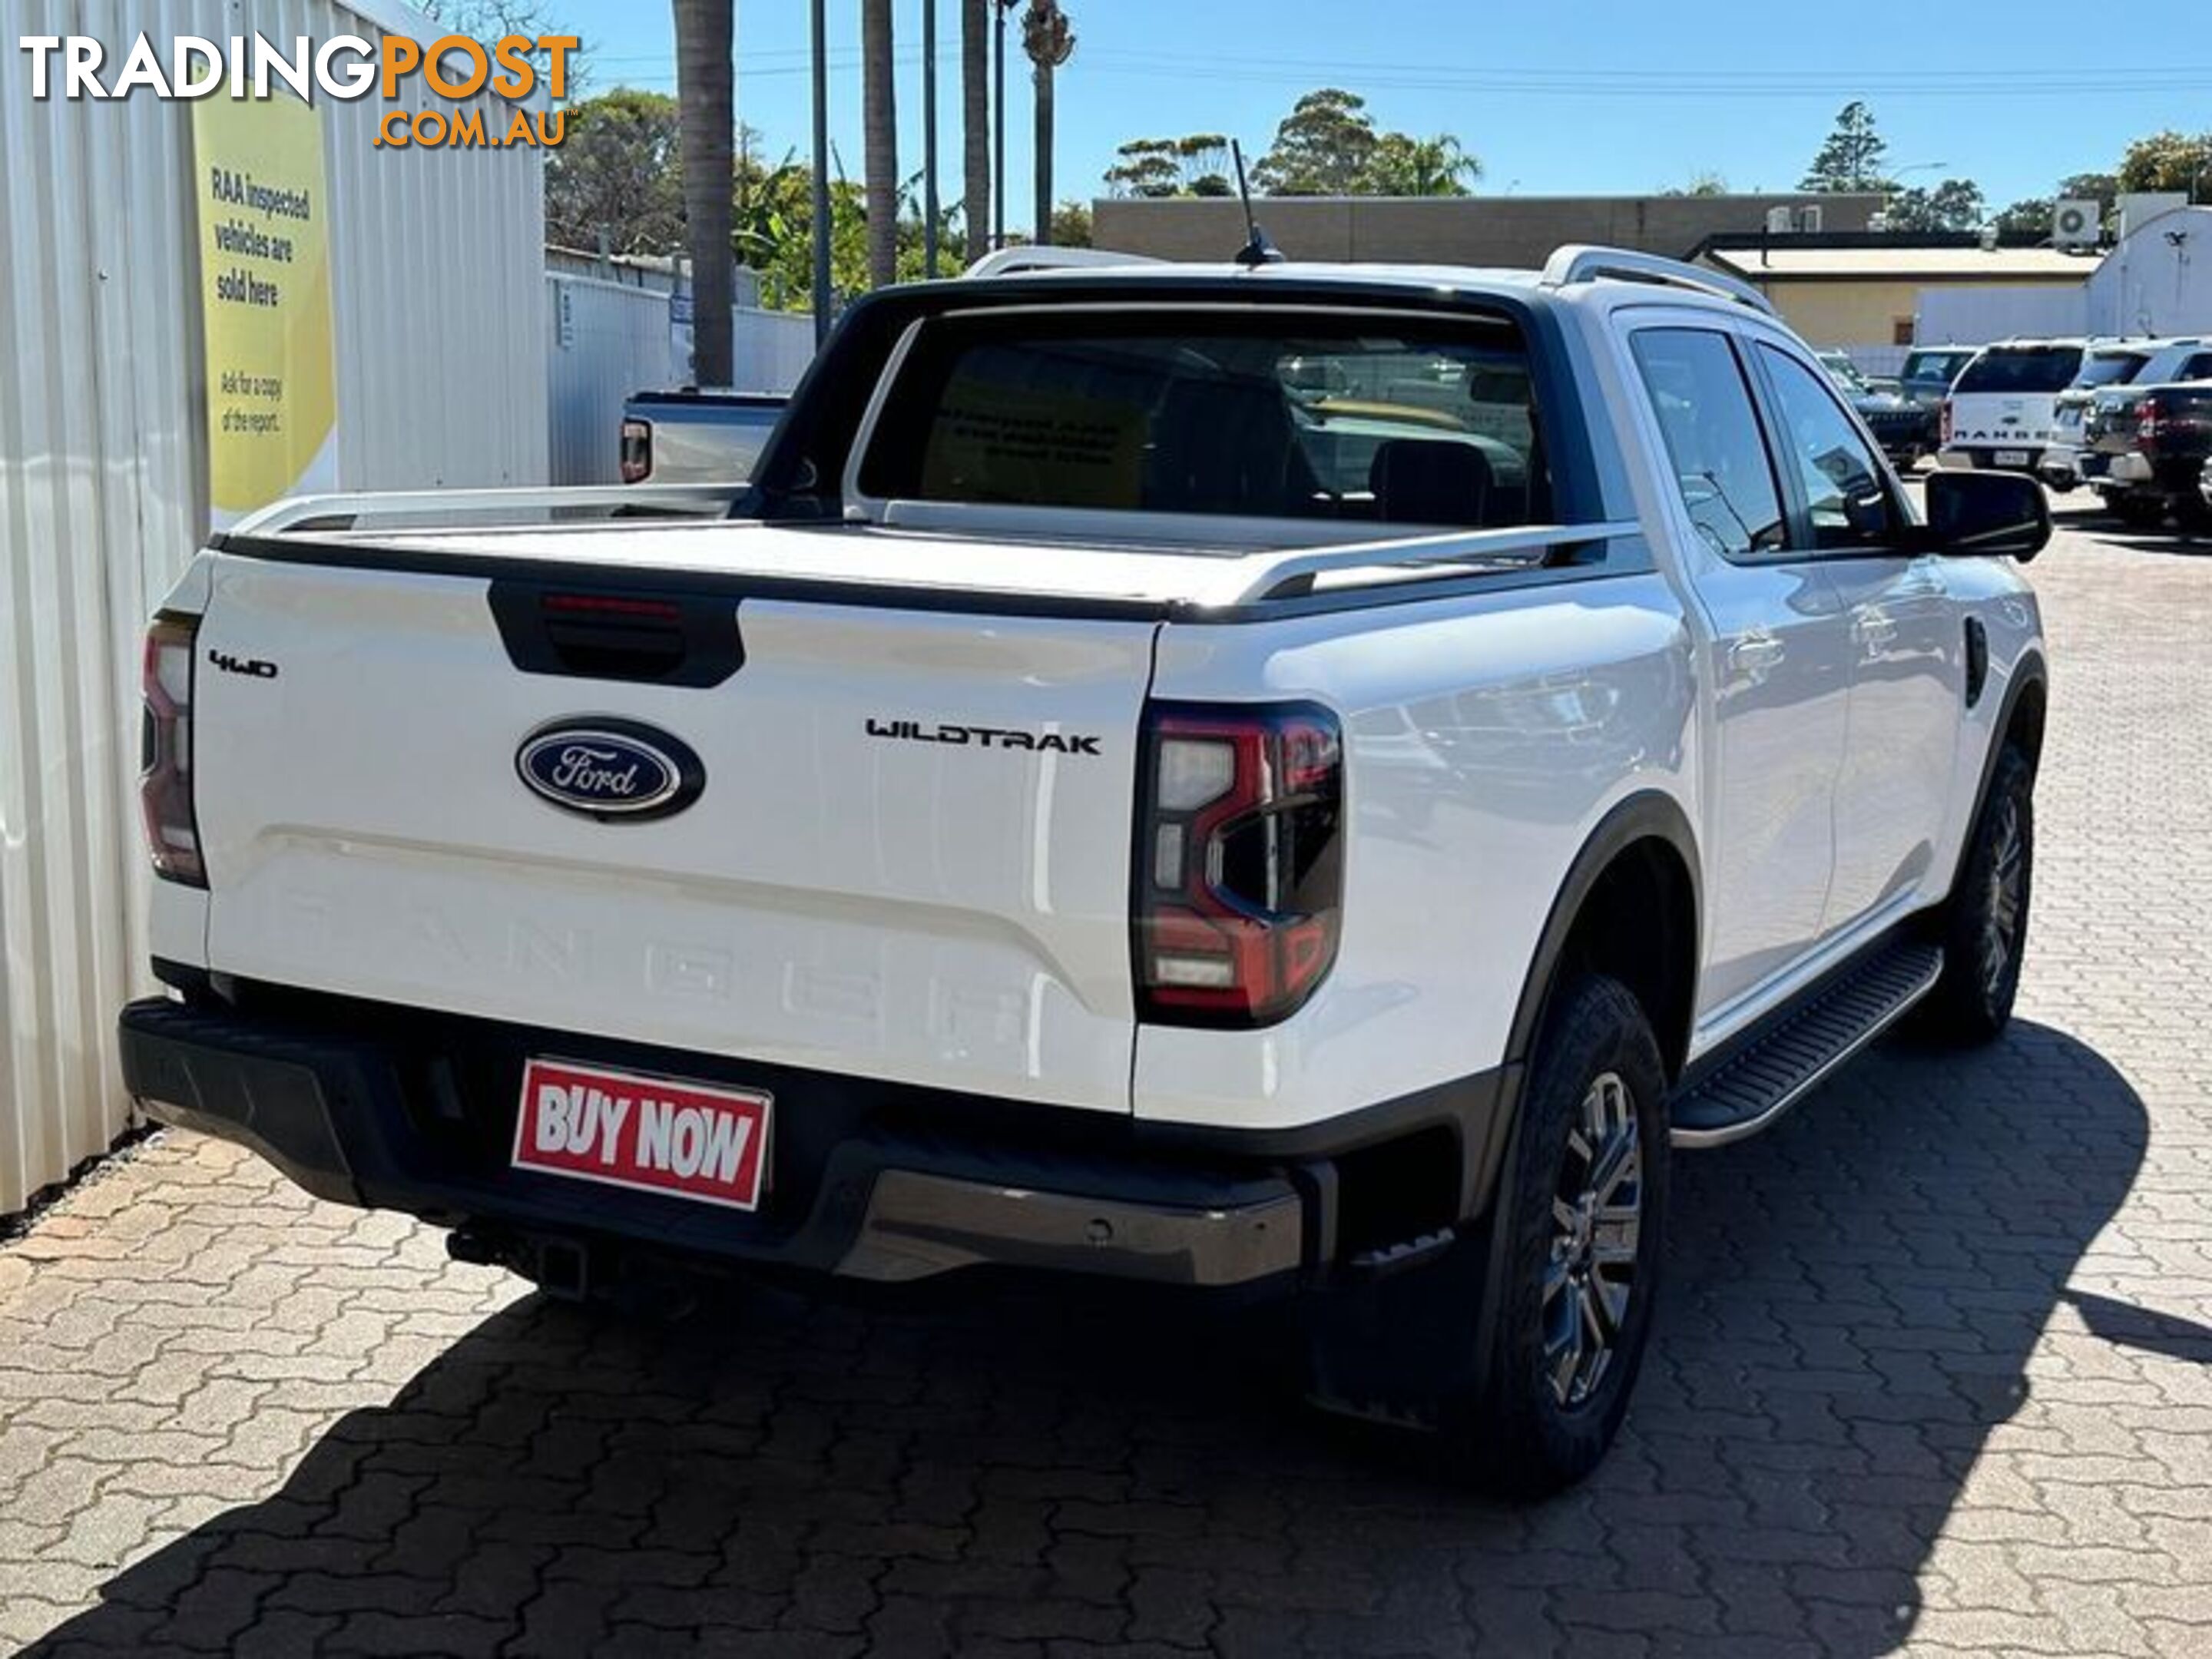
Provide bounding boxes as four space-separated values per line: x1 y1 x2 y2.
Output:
511 1058 771 1212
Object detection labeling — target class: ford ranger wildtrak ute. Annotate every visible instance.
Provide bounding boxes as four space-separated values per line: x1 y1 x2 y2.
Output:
121 247 2051 1494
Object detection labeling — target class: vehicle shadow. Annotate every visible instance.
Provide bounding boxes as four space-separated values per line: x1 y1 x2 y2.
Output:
23 1021 2155 1658
2071 527 2212 555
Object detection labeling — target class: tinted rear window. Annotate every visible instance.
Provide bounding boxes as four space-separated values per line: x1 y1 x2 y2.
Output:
1956 348 2085 395
1902 350 1973 384
2075 352 2151 389
859 313 1551 528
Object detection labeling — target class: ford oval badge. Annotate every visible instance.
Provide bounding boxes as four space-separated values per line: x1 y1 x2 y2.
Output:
516 718 704 822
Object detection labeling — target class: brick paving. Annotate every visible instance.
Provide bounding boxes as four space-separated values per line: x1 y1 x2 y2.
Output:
5 503 2212 1657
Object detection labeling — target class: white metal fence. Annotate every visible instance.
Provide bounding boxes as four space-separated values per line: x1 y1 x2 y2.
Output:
738 308 820 397
548 276 677 485
0 0 547 1216
545 280 817 485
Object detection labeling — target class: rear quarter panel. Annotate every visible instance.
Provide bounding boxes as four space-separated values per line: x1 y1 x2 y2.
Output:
1136 573 1697 1131
1931 560 2045 888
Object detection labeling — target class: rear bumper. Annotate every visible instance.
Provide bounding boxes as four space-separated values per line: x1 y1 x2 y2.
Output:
1939 444 2047 474
120 982 1505 1293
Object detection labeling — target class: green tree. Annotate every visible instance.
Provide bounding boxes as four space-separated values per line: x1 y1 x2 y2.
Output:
416 0 588 91
671 0 734 383
1111 96 1476 200
1801 101 1889 193
2058 172 2121 212
735 158 971 313
1365 132 1481 197
1049 200 1094 247
1992 197 2055 239
1884 177 1984 233
1662 171 1730 197
1104 134 1232 198
1104 139 1181 198
545 89 684 253
1253 88 1379 195
2118 131 2212 197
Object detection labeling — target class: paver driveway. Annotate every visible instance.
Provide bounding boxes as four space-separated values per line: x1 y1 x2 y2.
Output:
5 502 2211 1658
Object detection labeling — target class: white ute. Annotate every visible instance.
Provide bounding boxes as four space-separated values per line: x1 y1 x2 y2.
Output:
122 247 2052 1493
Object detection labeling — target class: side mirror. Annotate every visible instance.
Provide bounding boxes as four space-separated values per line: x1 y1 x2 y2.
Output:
1920 469 2051 563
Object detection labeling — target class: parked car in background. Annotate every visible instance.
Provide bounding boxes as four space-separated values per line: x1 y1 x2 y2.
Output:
1940 339 2087 477
1898 346 1977 410
1818 351 1937 468
2042 342 2161 491
620 390 789 484
2081 341 2212 518
2088 380 2212 528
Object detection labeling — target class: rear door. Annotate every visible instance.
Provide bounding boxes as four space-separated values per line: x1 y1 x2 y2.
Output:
193 559 1156 1113
1621 320 1851 1015
1749 339 1964 939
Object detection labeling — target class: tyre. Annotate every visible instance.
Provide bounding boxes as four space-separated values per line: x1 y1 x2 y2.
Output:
1443 974 1671 1495
2115 493 2164 529
1922 747 2034 1043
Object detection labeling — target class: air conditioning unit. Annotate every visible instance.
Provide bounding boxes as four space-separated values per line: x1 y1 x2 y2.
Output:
2052 199 2101 249
1796 204 1824 233
1765 206 1796 235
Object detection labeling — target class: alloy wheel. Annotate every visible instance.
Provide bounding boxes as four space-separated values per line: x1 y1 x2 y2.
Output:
1542 1070 1644 1409
1982 796 2027 999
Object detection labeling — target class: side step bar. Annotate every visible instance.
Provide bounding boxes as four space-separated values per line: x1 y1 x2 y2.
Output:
1671 941 1945 1148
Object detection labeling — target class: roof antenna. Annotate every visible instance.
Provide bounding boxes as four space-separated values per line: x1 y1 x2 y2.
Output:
1230 141 1284 269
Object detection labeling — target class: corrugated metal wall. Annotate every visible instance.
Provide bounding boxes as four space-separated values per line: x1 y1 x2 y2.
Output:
736 307 822 399
545 280 817 485
0 0 547 1214
548 276 676 485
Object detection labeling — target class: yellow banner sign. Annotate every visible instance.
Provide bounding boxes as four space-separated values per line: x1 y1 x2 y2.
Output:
193 93 337 523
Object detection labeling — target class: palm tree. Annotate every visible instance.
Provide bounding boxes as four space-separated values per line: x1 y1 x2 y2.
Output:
1366 133 1482 197
861 0 898 288
962 0 990 257
671 0 733 384
1022 2 1075 245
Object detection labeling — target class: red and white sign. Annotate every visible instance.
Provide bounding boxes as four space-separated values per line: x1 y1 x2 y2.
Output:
512 1058 771 1211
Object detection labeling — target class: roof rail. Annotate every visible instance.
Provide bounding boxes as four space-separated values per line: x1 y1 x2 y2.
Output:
1541 244 1778 317
962 246 1164 280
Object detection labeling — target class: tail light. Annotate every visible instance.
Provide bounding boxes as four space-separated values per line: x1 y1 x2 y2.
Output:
139 613 204 887
619 417 653 483
1939 399 1954 445
1134 702 1343 1028
2139 397 2163 452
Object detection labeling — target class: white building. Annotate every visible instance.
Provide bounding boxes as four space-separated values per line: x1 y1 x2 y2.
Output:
2089 206 2212 339
1914 204 2212 349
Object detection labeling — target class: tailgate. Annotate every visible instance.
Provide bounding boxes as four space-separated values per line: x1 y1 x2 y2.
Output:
1950 393 2055 447
193 557 1157 1113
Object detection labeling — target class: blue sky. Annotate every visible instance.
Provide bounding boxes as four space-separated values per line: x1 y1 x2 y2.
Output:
556 0 2205 231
